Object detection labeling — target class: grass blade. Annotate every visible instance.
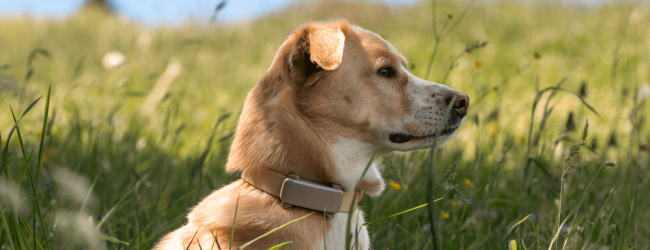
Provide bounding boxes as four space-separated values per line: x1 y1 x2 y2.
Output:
0 201 17 250
230 192 240 250
2 97 42 179
266 241 292 250
364 200 442 226
547 194 588 249
501 214 532 248
97 230 130 245
96 187 135 229
345 153 375 250
238 212 314 249
35 84 51 186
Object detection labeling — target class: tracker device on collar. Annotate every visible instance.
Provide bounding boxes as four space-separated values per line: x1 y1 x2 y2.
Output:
242 168 363 217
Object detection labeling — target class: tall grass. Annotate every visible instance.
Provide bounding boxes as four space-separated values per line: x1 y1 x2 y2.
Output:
1 0 649 249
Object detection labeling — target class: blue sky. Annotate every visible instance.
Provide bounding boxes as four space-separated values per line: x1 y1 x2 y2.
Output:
0 0 606 25
0 0 420 25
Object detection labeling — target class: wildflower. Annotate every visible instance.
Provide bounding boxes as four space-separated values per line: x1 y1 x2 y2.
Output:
451 201 457 207
37 132 42 140
488 121 498 133
448 14 453 19
464 178 474 187
639 83 650 101
440 211 450 219
2 140 6 147
534 52 541 59
519 136 526 143
390 180 401 190
565 112 575 132
15 140 20 147
475 60 483 68
43 147 55 165
102 51 126 70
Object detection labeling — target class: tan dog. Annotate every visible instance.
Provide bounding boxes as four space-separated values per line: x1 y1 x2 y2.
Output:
154 21 469 250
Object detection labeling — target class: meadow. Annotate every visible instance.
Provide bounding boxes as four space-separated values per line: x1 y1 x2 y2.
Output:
1 0 649 249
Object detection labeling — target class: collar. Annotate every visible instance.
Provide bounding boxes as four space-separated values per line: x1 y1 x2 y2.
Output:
241 168 363 215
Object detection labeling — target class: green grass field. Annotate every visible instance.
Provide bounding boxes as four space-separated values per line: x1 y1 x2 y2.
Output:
1 0 649 249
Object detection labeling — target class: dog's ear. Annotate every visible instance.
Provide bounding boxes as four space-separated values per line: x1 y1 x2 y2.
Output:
287 22 349 82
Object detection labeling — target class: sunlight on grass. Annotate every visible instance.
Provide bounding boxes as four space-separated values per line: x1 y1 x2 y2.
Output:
0 0 649 249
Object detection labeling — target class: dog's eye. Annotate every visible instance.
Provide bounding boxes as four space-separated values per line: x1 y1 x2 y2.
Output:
377 67 397 78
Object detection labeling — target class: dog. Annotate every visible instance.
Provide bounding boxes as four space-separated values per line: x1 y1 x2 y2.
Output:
154 21 469 250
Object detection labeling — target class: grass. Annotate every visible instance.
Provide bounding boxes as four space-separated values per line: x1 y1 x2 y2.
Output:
1 0 650 249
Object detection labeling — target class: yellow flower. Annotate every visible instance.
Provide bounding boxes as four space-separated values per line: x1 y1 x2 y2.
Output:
475 60 483 68
440 211 450 219
15 140 21 147
2 140 6 147
534 52 541 59
390 180 401 190
519 136 526 143
488 121 498 133
37 132 42 140
43 147 55 165
451 201 457 207
464 178 474 187
448 14 453 19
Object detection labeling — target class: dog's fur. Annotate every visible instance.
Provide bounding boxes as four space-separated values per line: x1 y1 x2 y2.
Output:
154 21 468 250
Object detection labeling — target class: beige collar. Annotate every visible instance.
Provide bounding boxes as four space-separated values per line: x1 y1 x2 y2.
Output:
242 168 363 214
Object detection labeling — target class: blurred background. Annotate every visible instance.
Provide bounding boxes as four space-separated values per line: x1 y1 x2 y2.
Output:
0 0 649 249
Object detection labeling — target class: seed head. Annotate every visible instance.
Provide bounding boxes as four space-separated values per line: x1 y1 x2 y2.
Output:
604 161 617 168
607 131 617 147
565 112 575 132
582 119 589 142
579 81 587 98
639 144 650 152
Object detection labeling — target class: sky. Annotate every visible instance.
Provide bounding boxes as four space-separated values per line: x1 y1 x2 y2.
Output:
0 0 606 26
0 0 420 25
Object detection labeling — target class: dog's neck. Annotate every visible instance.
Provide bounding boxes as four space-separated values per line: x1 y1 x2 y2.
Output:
226 71 385 195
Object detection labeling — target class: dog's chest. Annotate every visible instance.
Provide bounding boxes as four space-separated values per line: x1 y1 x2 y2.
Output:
319 210 370 250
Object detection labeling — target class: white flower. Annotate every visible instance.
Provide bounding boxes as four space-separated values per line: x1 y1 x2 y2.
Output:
639 83 650 101
102 51 126 70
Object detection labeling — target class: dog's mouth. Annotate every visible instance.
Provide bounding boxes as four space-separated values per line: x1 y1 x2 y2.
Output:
388 126 459 144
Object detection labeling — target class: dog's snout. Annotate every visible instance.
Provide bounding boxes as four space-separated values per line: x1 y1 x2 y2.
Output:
444 93 469 117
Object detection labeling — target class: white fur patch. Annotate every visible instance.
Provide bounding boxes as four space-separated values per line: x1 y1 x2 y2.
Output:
330 137 385 195
319 210 370 250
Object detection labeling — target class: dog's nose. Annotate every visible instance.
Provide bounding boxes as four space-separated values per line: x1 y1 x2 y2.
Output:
444 93 470 117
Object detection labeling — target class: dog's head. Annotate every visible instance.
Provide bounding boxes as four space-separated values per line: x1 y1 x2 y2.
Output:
228 21 469 193
283 21 469 152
